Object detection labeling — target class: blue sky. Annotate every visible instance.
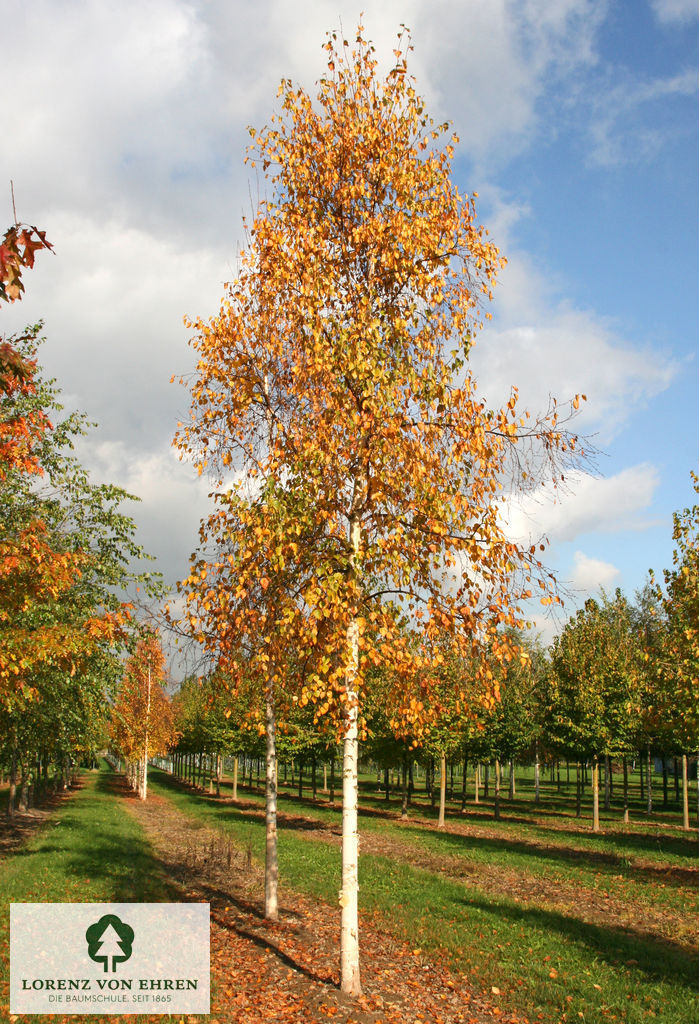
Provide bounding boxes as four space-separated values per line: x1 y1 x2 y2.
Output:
2 0 697 647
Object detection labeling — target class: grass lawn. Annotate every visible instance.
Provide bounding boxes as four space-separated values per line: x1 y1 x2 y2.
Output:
0 763 192 1024
149 767 699 1024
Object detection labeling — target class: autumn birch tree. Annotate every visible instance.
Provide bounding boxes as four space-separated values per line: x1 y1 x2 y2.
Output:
175 24 585 995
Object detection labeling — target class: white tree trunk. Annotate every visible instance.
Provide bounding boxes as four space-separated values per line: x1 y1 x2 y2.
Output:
340 509 362 997
438 752 446 828
682 754 689 831
340 620 361 997
265 684 279 921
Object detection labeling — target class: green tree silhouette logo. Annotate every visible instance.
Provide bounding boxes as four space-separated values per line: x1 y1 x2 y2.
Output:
85 914 134 972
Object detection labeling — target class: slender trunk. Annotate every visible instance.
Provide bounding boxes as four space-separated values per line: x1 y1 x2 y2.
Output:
330 757 336 806
508 759 515 800
494 759 501 821
646 748 653 815
265 684 279 921
681 754 689 831
604 754 610 811
298 759 304 800
340 503 362 998
401 750 408 820
674 758 680 803
216 752 221 798
323 763 328 795
384 765 390 803
408 760 414 803
430 756 437 807
535 743 541 805
639 753 644 801
312 755 317 802
576 761 581 818
19 766 29 813
233 756 238 800
8 747 17 818
484 762 489 798
438 752 447 829
622 756 629 824
460 756 468 813
592 754 600 833
340 615 361 996
449 761 454 801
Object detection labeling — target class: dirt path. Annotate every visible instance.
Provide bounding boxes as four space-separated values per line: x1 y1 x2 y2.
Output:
119 778 524 1024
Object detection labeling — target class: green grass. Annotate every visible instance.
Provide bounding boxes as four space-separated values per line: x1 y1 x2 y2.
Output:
0 763 190 1024
150 768 699 1024
197 770 699 917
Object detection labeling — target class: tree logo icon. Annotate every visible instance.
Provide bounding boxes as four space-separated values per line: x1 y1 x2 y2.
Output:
85 914 134 972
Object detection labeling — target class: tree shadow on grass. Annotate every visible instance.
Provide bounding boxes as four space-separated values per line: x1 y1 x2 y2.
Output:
455 889 699 995
403 825 699 891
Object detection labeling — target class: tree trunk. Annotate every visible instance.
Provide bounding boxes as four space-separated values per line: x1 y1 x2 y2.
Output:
622 756 629 824
8 747 17 818
494 758 501 821
461 756 468 813
576 761 581 818
674 757 680 803
681 754 689 831
438 752 446 829
384 765 390 803
265 685 279 921
508 759 515 800
340 616 361 996
535 743 541 805
401 751 408 820
312 755 317 802
216 752 221 798
639 753 644 801
592 754 600 833
298 759 304 800
646 747 653 815
604 754 610 811
323 763 328 795
330 756 336 806
474 763 480 804
233 756 238 800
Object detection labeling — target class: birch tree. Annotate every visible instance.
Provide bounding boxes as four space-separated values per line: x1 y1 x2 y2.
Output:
175 24 586 995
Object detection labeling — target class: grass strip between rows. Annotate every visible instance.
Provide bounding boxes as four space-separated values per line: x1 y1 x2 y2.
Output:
149 769 699 1024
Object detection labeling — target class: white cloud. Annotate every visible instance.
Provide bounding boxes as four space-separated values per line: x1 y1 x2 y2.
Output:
85 440 213 586
650 0 699 23
587 68 699 166
468 217 678 439
502 464 661 545
569 550 620 591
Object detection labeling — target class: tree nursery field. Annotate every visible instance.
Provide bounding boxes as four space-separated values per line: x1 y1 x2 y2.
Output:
1 760 697 1024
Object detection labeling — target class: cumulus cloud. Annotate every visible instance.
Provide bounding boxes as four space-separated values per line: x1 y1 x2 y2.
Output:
502 464 661 546
569 551 621 592
469 204 678 438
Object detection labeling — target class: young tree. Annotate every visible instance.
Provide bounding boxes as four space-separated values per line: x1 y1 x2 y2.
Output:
111 631 175 800
175 25 585 994
547 591 643 831
653 474 699 829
